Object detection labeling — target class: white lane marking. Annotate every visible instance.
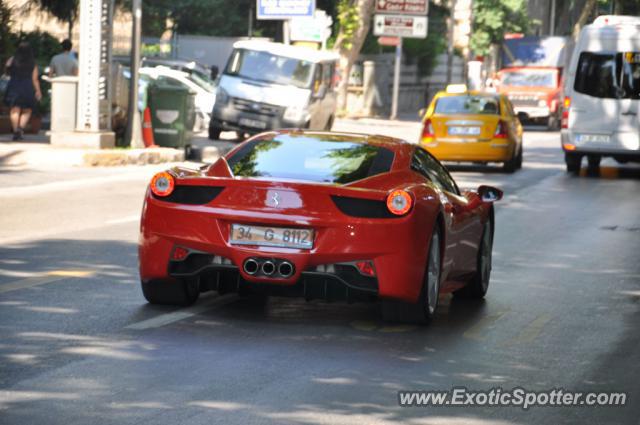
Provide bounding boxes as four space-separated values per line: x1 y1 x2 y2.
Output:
0 270 95 294
125 294 238 330
0 275 65 294
105 215 140 225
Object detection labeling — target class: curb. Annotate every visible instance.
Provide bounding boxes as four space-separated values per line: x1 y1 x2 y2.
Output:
83 147 185 167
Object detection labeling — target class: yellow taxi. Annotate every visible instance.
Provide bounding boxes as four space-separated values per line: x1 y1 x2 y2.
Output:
420 85 523 172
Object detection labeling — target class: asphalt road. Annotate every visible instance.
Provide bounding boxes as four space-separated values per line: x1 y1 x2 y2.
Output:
1 122 639 425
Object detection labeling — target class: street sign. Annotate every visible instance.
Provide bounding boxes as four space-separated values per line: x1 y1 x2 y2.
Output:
375 0 428 15
257 0 316 20
290 10 332 43
373 14 428 38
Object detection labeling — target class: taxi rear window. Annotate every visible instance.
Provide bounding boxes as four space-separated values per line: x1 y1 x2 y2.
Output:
435 95 501 115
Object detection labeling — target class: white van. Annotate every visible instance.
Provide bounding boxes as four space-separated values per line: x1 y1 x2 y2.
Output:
209 41 339 140
562 15 640 172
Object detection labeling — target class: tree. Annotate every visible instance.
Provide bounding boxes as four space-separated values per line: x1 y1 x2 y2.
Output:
27 0 77 39
332 0 375 115
470 0 529 56
573 0 598 37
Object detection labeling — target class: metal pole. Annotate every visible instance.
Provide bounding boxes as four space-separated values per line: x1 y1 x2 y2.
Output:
283 20 290 44
248 6 254 38
391 37 402 120
446 0 456 84
549 0 556 35
125 0 142 147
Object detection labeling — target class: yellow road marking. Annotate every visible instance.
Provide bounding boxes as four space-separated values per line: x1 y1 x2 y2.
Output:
505 314 552 345
0 270 94 294
463 311 508 341
349 320 378 332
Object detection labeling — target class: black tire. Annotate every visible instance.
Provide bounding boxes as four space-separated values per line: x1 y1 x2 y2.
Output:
454 220 493 299
587 155 601 169
324 115 334 131
565 152 582 174
141 279 200 306
503 149 519 173
208 125 222 140
515 145 523 169
381 227 442 324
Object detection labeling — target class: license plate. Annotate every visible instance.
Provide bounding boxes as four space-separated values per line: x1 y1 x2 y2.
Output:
576 134 610 143
448 126 481 136
230 224 314 249
238 118 267 129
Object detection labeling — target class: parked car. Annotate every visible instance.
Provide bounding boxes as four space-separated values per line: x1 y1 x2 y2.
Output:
562 15 640 173
209 41 339 140
140 66 216 132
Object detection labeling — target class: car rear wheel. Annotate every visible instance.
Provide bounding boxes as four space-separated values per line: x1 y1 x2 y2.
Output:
587 155 601 170
141 278 200 306
381 227 441 324
454 220 493 299
503 148 519 173
565 152 582 174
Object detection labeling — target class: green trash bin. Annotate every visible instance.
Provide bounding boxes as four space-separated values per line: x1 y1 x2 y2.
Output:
147 82 196 149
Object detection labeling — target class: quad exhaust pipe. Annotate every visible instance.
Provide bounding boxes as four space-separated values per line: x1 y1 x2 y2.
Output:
242 258 295 278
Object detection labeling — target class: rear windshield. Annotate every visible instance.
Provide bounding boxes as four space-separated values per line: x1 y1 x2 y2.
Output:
500 70 557 88
227 135 394 184
575 52 640 99
435 95 500 115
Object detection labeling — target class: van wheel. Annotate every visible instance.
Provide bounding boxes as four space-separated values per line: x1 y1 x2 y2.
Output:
565 152 582 174
324 115 334 131
208 125 222 140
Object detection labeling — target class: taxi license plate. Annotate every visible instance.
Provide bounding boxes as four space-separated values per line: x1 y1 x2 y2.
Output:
448 126 481 136
238 118 267 129
576 134 610 143
230 224 314 249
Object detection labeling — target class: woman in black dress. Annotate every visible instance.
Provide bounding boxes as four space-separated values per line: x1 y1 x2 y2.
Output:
4 42 42 140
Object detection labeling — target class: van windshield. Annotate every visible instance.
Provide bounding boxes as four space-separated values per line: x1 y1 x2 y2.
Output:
575 52 640 99
224 48 314 89
500 70 557 88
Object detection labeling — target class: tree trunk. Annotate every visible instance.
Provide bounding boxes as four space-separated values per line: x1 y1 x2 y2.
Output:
68 17 73 40
573 0 598 38
334 0 375 116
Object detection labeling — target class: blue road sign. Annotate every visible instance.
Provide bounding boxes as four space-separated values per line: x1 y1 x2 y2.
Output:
257 0 315 20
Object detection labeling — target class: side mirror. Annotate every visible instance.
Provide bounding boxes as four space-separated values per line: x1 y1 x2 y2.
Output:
477 185 503 202
418 108 426 118
210 65 219 81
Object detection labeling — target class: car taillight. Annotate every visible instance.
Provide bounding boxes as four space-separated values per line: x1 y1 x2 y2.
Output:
150 171 175 197
355 261 376 277
561 96 571 129
421 119 435 139
494 120 508 138
386 189 413 216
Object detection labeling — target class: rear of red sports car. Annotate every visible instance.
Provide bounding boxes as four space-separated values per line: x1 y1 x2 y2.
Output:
139 130 497 323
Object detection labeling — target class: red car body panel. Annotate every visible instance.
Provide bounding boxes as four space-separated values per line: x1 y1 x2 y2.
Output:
138 131 494 303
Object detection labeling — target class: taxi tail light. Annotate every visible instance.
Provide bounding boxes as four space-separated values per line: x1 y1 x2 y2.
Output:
421 119 435 139
494 120 508 138
561 96 571 129
355 261 376 277
386 189 413 216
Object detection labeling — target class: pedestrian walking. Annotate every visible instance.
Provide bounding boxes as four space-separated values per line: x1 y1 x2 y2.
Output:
3 41 42 141
48 39 78 77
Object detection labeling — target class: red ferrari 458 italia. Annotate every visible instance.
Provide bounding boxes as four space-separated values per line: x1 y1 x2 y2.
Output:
139 130 503 323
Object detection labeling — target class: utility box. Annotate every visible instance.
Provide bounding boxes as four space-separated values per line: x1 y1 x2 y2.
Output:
50 76 78 132
148 83 196 149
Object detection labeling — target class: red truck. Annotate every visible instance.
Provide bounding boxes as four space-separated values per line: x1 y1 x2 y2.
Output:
496 36 571 130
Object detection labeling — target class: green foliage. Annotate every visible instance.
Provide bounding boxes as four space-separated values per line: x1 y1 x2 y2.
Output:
27 0 77 23
334 0 360 50
470 0 530 56
0 0 13 72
